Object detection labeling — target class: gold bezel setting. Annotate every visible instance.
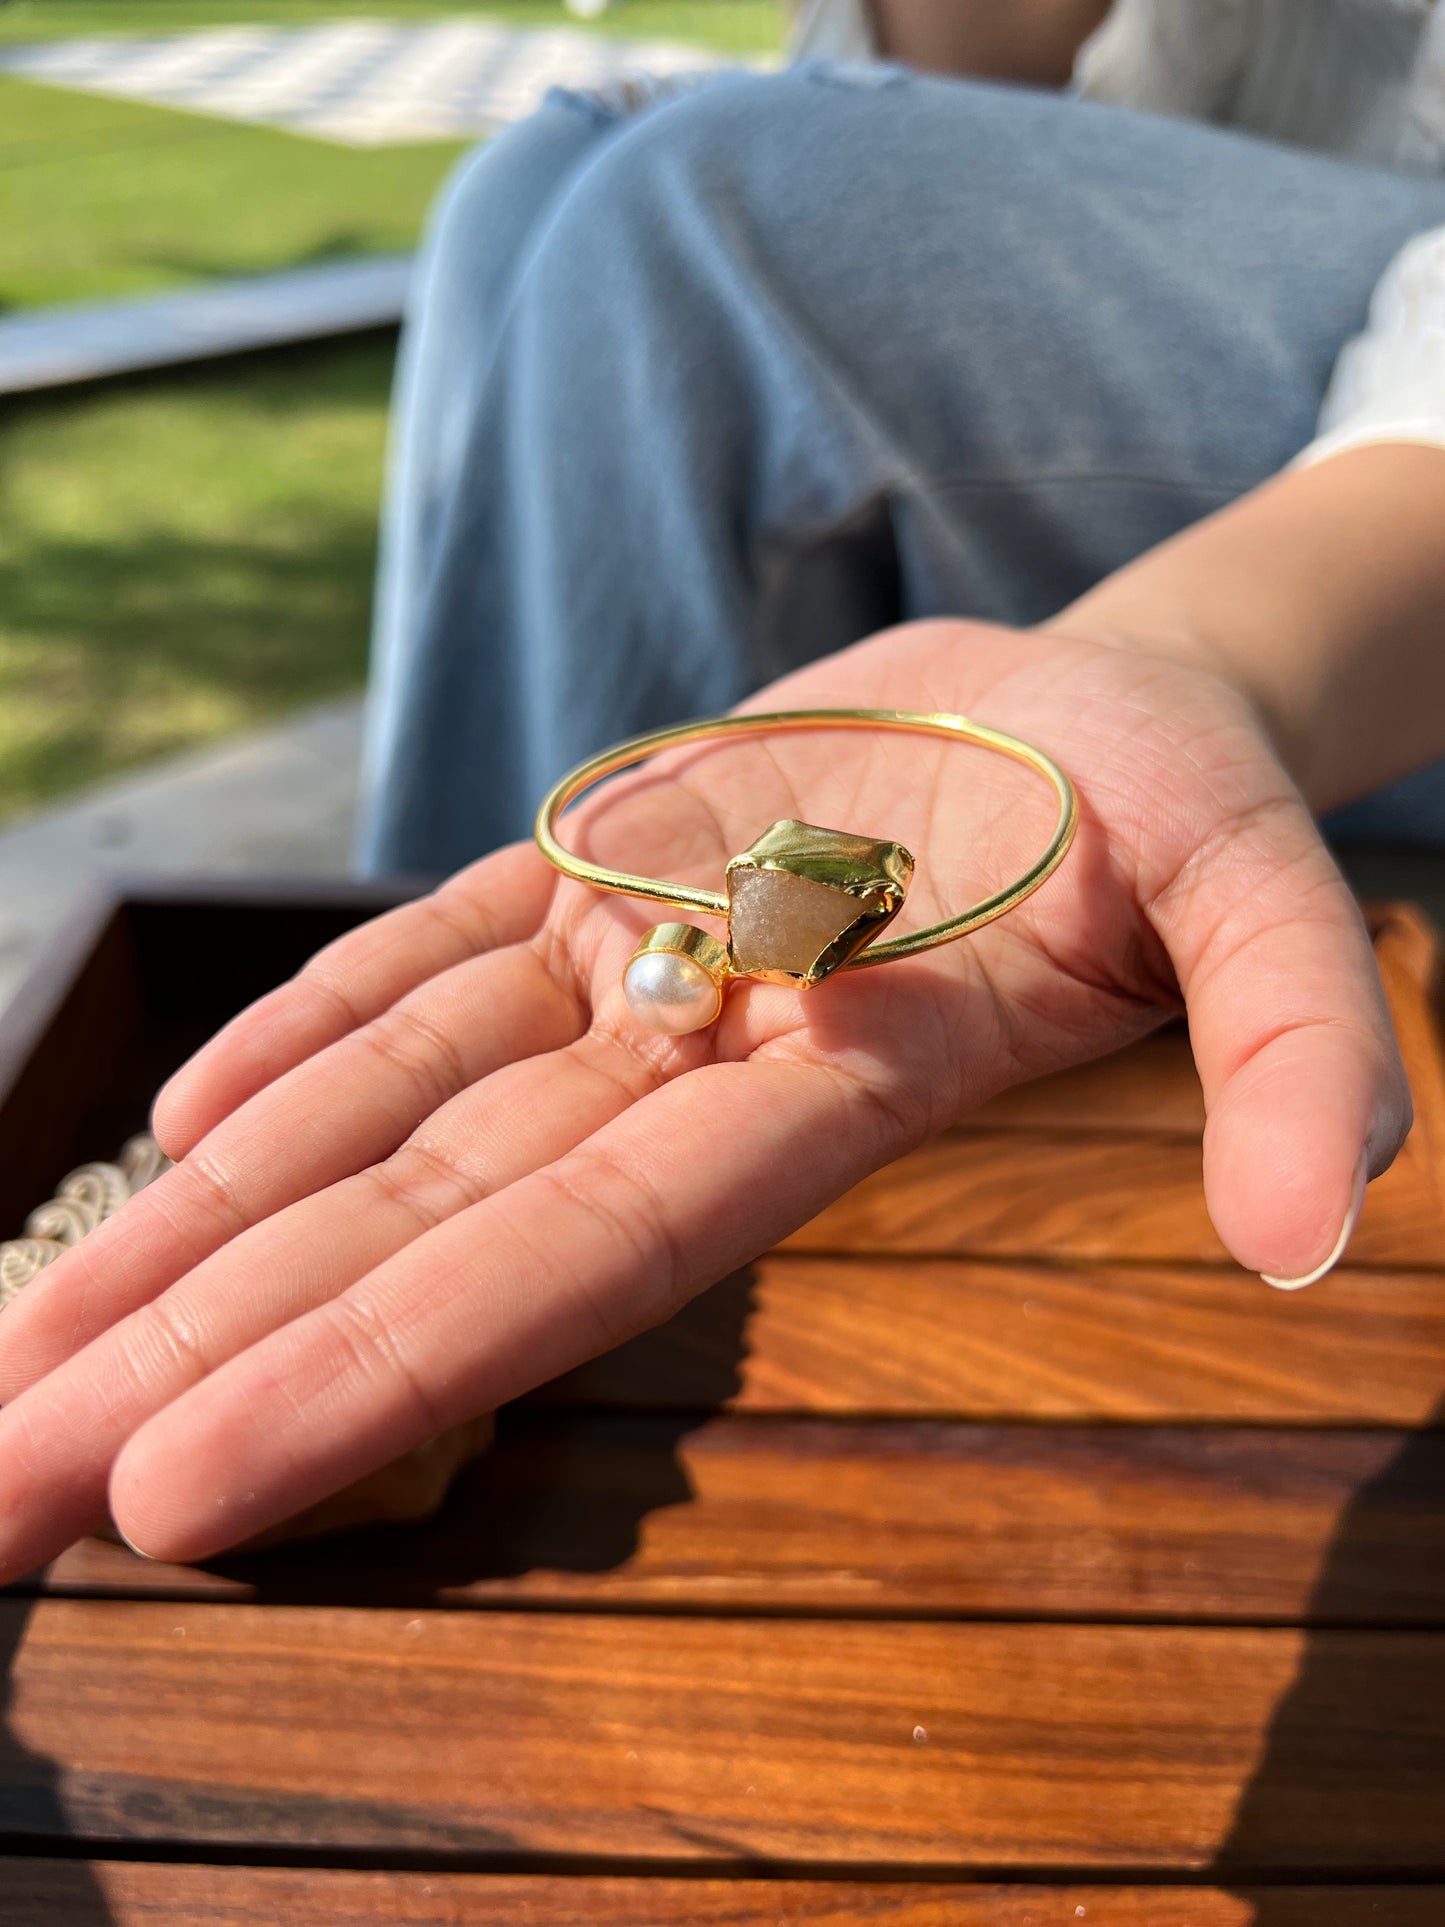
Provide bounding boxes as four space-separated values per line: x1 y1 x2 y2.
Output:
725 819 914 988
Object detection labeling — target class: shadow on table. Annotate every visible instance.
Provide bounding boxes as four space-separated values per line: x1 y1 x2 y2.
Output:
0 1600 115 1924
0 1272 755 1915
1214 1394 1445 1920
202 1265 758 1607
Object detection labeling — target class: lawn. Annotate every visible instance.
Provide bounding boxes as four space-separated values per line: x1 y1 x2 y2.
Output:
1 2 780 311
0 2 783 827
0 1 781 56
0 77 470 311
0 339 394 822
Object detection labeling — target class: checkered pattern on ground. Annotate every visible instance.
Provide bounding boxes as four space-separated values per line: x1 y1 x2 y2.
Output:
0 19 727 146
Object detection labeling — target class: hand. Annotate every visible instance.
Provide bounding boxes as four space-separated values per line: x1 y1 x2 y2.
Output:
0 619 1410 1574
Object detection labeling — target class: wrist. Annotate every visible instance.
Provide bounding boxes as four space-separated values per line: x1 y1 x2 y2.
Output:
1038 582 1300 789
1043 443 1445 813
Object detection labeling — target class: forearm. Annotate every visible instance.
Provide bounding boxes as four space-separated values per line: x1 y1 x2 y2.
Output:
867 0 1111 85
1048 443 1445 812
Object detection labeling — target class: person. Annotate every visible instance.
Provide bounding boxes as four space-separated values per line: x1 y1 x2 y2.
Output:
0 0 1442 1574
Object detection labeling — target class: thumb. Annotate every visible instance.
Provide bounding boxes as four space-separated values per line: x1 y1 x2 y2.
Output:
1147 793 1411 1286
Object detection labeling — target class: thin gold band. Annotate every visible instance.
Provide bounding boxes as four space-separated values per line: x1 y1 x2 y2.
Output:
534 708 1078 969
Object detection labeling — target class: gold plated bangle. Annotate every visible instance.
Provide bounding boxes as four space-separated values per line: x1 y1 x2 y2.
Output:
535 708 1078 1034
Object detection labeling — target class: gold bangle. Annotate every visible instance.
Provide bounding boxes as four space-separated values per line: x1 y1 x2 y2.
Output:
534 707 1078 1034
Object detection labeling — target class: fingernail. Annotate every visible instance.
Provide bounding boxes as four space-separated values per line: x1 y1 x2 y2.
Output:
114 1521 158 1562
1261 1153 1368 1292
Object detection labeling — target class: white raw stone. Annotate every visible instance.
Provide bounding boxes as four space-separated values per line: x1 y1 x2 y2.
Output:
727 866 863 981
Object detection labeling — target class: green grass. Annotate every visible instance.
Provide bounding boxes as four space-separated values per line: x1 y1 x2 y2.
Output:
0 6 778 311
0 78 470 310
0 340 392 821
0 1 782 821
0 2 782 57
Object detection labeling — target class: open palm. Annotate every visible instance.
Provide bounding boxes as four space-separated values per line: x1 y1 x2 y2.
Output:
0 619 1409 1574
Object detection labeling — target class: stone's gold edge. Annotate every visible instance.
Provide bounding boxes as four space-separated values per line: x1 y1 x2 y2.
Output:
727 859 911 906
807 889 908 983
725 819 915 905
728 815 913 862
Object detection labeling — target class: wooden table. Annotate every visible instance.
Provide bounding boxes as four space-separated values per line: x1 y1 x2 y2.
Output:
1 884 1443 1925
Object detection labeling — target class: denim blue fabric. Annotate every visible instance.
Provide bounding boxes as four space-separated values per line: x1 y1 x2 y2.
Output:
359 64 1445 874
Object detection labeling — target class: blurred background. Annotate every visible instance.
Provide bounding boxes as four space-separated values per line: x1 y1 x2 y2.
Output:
0 0 782 1006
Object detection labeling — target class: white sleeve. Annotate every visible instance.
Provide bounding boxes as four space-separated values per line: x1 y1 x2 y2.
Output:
1299 223 1445 466
787 0 877 64
1072 0 1248 123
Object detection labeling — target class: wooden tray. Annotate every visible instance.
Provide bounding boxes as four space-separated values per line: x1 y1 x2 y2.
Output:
1 879 1443 1926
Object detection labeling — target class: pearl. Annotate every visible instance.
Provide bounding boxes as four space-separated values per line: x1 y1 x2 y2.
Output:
622 949 723 1035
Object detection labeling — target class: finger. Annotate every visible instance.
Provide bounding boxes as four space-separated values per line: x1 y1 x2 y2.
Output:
111 1037 933 1563
0 1023 673 1582
1147 792 1412 1283
152 842 555 1159
0 936 581 1403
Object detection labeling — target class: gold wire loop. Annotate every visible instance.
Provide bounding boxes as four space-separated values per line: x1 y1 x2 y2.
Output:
534 708 1078 970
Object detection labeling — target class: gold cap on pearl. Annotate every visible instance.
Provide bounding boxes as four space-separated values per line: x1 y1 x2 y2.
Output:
630 922 730 978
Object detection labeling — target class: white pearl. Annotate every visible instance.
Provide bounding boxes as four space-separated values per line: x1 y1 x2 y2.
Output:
622 950 723 1035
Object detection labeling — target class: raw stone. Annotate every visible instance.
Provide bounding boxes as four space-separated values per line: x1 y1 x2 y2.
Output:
725 818 914 987
727 866 872 983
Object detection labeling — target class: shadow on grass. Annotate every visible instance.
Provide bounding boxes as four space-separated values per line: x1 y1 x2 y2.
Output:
141 226 398 282
0 523 377 799
0 336 396 819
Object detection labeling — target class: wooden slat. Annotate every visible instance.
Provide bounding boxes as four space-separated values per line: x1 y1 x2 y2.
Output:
1373 904 1445 1194
4 1865 1443 1927
781 1125 1445 1267
785 904 1445 1270
25 1419 1445 1626
784 1129 1226 1262
967 1024 1205 1136
1 901 1438 1275
2 1601 1441 1871
965 903 1442 1150
3 903 1438 1289
544 1256 1445 1424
